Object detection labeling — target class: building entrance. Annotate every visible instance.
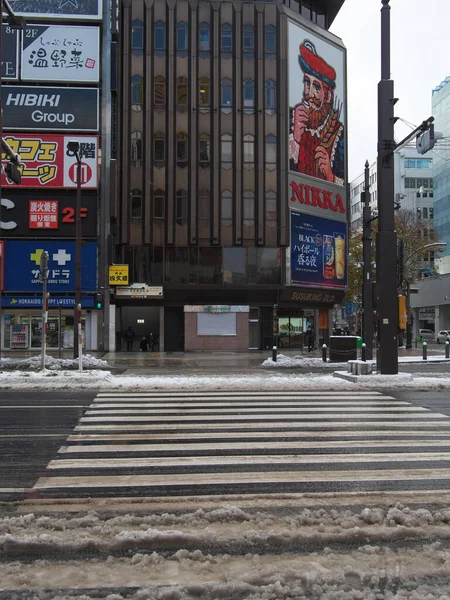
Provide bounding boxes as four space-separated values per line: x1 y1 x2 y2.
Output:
118 306 160 352
278 311 315 349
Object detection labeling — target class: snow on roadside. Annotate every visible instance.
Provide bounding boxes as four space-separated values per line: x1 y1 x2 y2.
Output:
0 353 110 371
261 353 348 369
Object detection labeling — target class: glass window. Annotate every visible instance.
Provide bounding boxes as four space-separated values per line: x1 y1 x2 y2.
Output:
258 248 281 284
265 134 276 170
243 134 254 169
131 75 143 111
199 133 210 166
130 188 142 220
221 190 232 226
265 190 277 227
199 77 210 106
176 133 188 167
221 78 233 109
177 21 188 55
154 132 165 165
221 23 232 56
154 75 165 106
430 207 434 219
243 78 255 110
423 207 428 219
265 79 276 114
244 190 254 227
265 25 276 58
199 190 210 225
176 190 188 223
223 247 246 284
154 190 165 219
177 77 188 106
221 133 233 169
199 22 210 53
131 131 142 167
154 20 166 54
132 20 144 56
243 24 254 56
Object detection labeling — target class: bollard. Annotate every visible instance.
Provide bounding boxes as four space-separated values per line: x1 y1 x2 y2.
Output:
272 345 277 362
446 340 450 359
322 344 327 362
423 341 427 361
361 343 367 362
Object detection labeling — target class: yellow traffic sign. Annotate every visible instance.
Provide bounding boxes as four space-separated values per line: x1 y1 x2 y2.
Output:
109 265 129 286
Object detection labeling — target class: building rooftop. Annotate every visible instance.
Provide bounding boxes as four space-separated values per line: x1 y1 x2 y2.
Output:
433 76 450 95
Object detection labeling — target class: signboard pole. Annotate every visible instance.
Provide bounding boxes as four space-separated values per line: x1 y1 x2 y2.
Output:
72 145 82 359
40 251 49 370
78 303 82 372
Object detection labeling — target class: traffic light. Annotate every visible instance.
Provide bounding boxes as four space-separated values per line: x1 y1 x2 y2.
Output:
95 292 103 309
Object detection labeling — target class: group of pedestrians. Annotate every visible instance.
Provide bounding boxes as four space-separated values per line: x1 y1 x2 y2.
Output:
124 326 158 352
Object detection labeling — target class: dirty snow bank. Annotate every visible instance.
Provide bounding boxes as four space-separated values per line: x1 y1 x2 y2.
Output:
0 353 110 371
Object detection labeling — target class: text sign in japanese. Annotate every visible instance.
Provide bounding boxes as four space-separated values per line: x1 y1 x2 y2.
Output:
8 0 102 21
3 86 99 131
21 25 100 83
290 211 347 289
2 296 95 308
0 190 97 237
2 25 19 80
4 241 97 292
1 134 98 189
109 265 129 286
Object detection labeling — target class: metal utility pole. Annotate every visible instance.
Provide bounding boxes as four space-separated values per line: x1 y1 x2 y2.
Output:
376 0 398 374
40 251 49 370
362 160 374 360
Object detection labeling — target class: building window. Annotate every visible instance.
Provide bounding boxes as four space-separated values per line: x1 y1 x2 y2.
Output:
221 133 233 169
265 134 276 170
243 24 254 57
130 188 142 221
221 23 232 57
199 189 210 226
243 134 254 169
131 75 143 111
244 190 255 228
154 75 165 106
221 190 232 227
132 20 144 56
177 76 188 106
199 77 210 106
154 132 165 166
153 190 165 219
131 131 142 167
199 133 210 167
265 79 276 114
265 25 276 59
199 22 210 54
221 78 233 112
176 132 188 168
265 190 277 227
177 21 188 56
154 20 166 55
176 189 188 224
430 207 434 219
243 78 255 111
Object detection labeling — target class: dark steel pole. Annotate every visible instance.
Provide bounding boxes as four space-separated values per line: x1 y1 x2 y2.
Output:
376 0 398 374
362 160 374 360
73 154 81 359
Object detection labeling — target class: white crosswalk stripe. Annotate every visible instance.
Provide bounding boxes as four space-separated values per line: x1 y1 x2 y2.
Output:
33 390 450 499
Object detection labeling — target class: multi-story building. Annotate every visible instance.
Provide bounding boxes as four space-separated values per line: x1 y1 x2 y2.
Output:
111 0 347 352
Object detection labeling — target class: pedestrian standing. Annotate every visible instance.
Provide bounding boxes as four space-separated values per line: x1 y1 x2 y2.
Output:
305 326 316 352
124 326 135 352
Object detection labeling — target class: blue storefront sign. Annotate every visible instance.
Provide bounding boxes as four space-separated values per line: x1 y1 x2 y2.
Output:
2 296 94 308
291 212 347 289
4 241 97 292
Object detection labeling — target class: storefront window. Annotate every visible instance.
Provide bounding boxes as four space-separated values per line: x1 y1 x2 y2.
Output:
5 312 86 350
278 313 314 349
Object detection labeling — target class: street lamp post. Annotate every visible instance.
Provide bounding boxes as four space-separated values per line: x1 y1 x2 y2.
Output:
362 160 374 359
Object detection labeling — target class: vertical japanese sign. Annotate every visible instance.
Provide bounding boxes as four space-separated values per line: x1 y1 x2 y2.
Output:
21 25 100 83
1 134 99 189
2 25 19 80
290 211 347 289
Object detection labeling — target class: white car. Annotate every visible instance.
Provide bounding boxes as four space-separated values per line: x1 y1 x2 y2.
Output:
419 328 435 342
436 330 450 343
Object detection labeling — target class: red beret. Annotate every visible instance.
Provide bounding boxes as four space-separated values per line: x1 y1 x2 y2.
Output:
299 41 336 89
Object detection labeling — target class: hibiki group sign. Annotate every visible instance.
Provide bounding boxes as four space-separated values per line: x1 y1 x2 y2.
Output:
21 25 100 83
1 134 98 189
290 211 347 289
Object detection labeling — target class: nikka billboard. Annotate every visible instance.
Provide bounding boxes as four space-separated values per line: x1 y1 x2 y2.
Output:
1 133 98 189
288 18 347 289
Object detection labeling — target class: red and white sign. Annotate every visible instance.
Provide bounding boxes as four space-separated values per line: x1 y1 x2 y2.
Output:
29 200 58 229
1 133 98 189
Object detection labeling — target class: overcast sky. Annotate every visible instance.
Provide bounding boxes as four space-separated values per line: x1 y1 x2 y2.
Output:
329 0 450 182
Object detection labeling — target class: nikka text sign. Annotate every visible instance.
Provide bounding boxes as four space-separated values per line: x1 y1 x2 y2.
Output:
3 86 99 131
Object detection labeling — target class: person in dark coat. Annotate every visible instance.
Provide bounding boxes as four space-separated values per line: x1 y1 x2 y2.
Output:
304 326 316 352
124 326 135 351
139 336 148 352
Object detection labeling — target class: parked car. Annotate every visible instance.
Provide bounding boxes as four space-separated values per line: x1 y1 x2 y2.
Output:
419 328 435 342
436 330 450 343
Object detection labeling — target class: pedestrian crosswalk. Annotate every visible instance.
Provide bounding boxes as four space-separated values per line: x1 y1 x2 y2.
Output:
33 390 450 499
